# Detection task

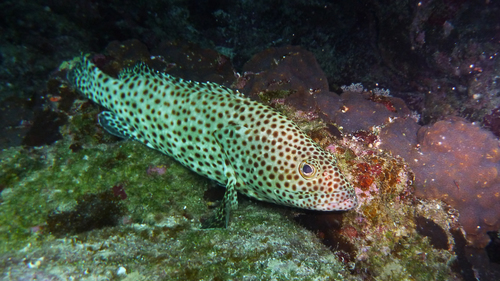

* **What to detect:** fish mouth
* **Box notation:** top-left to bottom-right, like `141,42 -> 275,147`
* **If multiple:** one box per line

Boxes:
317,197 -> 358,211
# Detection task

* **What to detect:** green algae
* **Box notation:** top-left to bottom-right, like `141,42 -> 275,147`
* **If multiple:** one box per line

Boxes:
0,137 -> 209,254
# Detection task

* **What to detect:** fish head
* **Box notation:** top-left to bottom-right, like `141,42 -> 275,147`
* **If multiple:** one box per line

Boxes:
283,151 -> 358,211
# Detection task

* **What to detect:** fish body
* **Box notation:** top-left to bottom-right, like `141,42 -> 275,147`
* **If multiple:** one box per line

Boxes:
68,55 -> 357,227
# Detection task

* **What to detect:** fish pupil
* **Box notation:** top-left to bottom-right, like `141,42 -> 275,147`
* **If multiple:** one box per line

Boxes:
302,164 -> 313,174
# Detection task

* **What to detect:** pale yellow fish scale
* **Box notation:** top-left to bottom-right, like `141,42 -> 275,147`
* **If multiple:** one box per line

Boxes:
69,56 -> 357,221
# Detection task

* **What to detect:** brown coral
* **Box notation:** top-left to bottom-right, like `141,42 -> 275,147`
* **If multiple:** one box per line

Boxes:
241,45 -> 329,111
331,91 -> 412,134
378,114 -> 500,249
378,117 -> 421,161
411,118 -> 500,248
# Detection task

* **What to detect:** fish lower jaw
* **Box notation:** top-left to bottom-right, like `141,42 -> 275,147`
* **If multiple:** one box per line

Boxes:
315,198 -> 358,211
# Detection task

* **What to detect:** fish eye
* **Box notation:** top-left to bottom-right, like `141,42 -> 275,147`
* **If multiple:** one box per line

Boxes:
299,161 -> 316,178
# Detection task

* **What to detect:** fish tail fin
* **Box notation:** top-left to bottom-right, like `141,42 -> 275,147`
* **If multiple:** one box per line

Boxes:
67,55 -> 112,106
67,55 -> 93,94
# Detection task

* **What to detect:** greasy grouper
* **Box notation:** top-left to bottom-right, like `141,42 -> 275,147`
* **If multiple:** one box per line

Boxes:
68,55 -> 357,227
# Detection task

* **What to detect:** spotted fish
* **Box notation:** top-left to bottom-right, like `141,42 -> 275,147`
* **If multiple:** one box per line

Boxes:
68,55 -> 357,227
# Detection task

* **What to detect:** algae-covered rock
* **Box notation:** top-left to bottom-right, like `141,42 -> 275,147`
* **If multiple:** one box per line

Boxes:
2,204 -> 347,280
